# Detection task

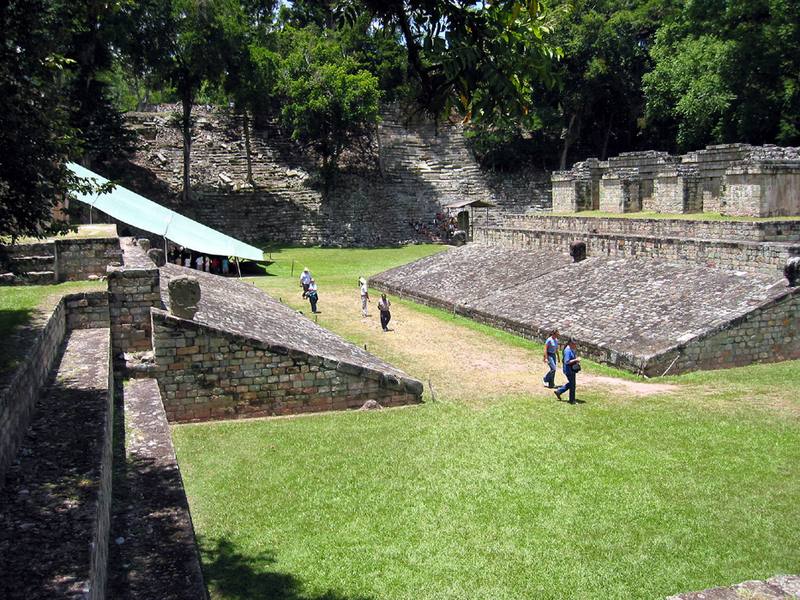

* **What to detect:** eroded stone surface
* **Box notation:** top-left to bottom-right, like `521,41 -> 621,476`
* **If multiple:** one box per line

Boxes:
108,379 -> 205,600
0,329 -> 111,600
159,264 -> 413,379
372,243 -> 797,374
167,275 -> 201,319
668,575 -> 800,599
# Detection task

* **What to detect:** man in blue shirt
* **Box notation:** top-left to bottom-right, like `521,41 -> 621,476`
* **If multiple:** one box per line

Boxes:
555,339 -> 580,404
542,329 -> 559,388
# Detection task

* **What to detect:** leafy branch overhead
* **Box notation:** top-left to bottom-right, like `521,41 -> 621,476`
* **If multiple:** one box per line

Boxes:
341,0 -> 562,124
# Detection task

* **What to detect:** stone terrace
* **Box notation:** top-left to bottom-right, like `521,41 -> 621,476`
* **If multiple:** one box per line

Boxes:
371,244 -> 798,375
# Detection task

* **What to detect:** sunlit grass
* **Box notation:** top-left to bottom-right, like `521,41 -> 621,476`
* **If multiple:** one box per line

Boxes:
174,245 -> 800,600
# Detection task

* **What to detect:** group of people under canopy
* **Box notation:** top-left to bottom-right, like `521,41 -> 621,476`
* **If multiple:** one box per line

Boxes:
168,246 -> 235,276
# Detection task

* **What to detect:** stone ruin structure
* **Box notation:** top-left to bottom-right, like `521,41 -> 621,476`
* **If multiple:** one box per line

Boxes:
0,231 -> 422,598
552,144 -> 800,217
115,104 -> 551,247
371,243 -> 800,377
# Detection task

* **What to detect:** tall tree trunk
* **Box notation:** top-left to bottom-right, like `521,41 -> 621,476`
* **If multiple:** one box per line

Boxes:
559,113 -> 578,170
181,92 -> 193,204
243,110 -> 254,186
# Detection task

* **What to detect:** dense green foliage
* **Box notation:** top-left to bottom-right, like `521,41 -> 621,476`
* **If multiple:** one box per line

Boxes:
643,0 -> 800,151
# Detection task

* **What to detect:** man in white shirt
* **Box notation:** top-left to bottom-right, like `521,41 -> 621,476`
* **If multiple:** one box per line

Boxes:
300,268 -> 312,292
359,277 -> 369,317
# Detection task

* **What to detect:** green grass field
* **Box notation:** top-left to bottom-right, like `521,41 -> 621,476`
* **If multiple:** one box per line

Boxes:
0,280 -> 105,374
171,245 -> 800,600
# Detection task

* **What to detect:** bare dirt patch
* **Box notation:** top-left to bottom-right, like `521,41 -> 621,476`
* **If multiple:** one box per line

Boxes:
286,288 -> 678,405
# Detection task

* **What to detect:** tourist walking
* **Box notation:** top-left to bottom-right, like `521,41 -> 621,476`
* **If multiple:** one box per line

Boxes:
304,278 -> 319,313
359,277 -> 370,316
300,268 -> 312,293
555,339 -> 581,404
377,293 -> 391,331
542,329 -> 559,388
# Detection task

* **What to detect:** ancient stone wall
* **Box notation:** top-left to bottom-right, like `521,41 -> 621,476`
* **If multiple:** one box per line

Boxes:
117,106 -> 551,246
553,143 -> 800,216
0,300 -> 66,484
500,214 -> 800,242
151,310 -> 421,422
648,289 -> 800,375
107,238 -> 161,352
55,237 -> 121,282
599,168 -> 640,213
474,225 -> 799,274
65,291 -> 110,330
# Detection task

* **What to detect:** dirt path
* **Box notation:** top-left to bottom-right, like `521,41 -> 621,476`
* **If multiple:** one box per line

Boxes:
274,286 -> 679,405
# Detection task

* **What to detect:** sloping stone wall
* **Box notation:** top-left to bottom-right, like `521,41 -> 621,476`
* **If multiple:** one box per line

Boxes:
153,264 -> 423,421
371,244 -> 797,375
152,311 -> 421,422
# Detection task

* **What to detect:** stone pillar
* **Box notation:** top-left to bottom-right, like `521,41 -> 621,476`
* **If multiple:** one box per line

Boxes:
551,158 -> 604,212
599,168 -> 641,213
652,165 -> 701,213
723,160 -> 800,217
107,238 -> 162,353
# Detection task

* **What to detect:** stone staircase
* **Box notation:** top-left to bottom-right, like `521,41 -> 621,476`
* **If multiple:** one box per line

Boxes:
0,241 -> 56,285
0,328 -> 113,599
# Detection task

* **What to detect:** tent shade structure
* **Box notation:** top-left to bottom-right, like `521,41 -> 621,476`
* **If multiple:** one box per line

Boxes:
67,162 -> 264,261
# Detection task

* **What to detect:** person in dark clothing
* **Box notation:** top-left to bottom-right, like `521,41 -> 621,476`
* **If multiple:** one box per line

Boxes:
555,339 -> 581,404
304,278 -> 319,313
377,293 -> 391,331
542,329 -> 559,388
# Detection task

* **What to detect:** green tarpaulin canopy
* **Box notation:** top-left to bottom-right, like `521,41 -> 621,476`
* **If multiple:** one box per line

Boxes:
68,163 -> 264,261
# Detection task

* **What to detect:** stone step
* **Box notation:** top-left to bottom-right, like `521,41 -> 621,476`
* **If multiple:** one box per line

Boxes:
107,378 -> 206,599
0,242 -> 55,257
0,328 -> 113,600
9,255 -> 55,273
0,271 -> 56,286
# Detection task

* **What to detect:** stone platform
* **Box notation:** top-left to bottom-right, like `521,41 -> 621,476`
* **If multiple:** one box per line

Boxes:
154,265 -> 423,421
476,215 -> 800,275
371,244 -> 800,375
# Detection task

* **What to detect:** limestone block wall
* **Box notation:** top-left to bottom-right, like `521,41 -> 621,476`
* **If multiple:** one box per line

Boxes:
151,310 -> 422,422
0,300 -> 66,484
107,239 -> 161,352
599,169 -> 640,213
552,159 -> 603,212
647,289 -> 800,375
680,143 -> 753,210
474,226 -> 799,274
723,163 -> 800,217
652,166 -> 702,213
55,237 -> 121,281
607,150 -> 676,204
499,214 -> 800,242
65,292 -> 110,330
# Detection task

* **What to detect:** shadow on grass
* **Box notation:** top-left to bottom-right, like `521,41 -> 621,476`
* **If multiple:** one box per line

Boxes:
200,537 -> 374,600
0,306 -> 35,374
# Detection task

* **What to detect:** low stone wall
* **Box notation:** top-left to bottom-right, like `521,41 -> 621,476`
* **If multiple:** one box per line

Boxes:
65,291 -> 110,330
648,288 -> 800,375
55,237 -> 121,281
107,239 -> 161,352
500,214 -> 800,242
151,310 -> 422,422
475,226 -> 798,274
0,300 -> 66,485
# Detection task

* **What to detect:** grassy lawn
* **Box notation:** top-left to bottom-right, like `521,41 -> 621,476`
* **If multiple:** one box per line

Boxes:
0,281 -> 105,374
548,210 -> 800,222
172,245 -> 800,600
0,223 -> 117,245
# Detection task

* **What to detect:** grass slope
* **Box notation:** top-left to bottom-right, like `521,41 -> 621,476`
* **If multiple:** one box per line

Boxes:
172,245 -> 800,600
